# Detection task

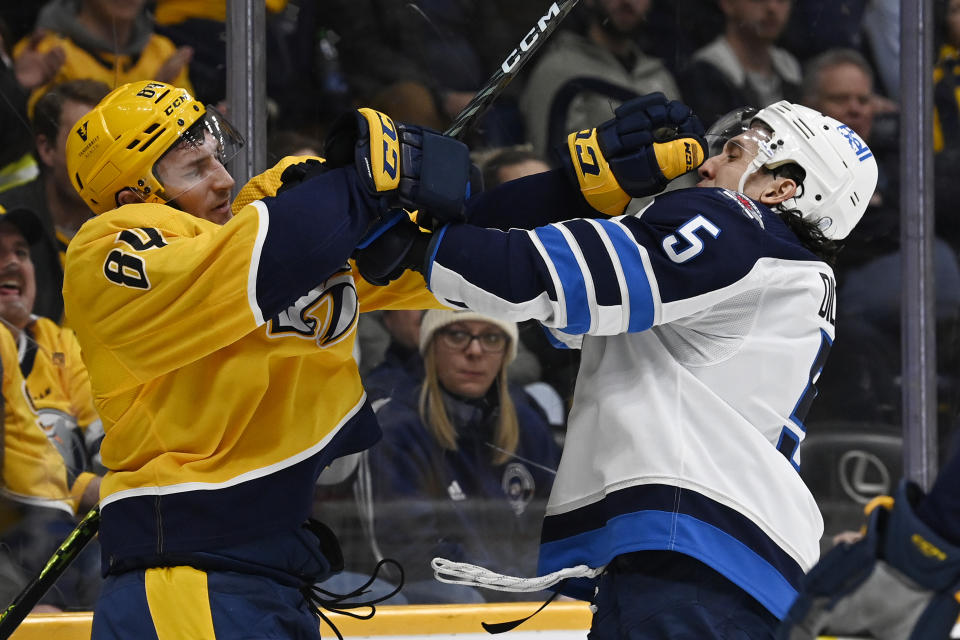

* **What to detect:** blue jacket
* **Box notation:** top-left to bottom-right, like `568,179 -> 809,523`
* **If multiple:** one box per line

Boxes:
367,384 -> 559,590
363,342 -> 424,403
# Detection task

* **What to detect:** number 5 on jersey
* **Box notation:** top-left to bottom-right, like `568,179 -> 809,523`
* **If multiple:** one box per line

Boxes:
662,215 -> 721,263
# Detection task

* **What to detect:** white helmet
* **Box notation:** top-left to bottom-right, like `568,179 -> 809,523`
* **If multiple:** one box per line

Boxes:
705,101 -> 878,240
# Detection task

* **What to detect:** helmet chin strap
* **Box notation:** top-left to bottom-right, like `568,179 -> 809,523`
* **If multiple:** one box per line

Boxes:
737,156 -> 764,197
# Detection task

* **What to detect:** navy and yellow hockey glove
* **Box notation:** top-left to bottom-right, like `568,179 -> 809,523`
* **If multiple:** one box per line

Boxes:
777,480 -> 960,640
323,108 -> 472,224
563,92 -> 706,216
352,211 -> 431,286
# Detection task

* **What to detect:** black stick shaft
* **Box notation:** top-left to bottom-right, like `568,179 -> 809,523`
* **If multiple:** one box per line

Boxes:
0,507 -> 100,640
443,0 -> 581,140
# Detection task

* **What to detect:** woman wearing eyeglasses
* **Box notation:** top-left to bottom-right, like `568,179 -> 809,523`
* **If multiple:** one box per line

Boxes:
359,309 -> 560,604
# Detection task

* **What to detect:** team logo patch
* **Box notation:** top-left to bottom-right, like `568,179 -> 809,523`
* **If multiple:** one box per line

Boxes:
502,462 -> 536,516
720,189 -> 765,227
267,271 -> 358,348
836,124 -> 873,162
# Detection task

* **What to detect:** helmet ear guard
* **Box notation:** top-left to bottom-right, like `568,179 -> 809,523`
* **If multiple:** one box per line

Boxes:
704,102 -> 878,240
66,81 -> 244,215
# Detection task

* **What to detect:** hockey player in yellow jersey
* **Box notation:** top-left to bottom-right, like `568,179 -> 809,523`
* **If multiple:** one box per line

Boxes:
62,80 -> 466,639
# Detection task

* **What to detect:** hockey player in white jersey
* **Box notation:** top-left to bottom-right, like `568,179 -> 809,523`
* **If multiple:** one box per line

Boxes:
354,94 -> 878,639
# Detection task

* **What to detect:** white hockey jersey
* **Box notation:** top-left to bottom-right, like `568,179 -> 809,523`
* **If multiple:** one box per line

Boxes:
425,186 -> 831,619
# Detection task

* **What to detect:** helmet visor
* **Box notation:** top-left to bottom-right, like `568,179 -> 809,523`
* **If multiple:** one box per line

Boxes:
704,107 -> 758,158
150,107 -> 245,212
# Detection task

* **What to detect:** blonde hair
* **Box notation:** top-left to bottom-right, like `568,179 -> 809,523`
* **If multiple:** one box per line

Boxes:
418,343 -> 520,465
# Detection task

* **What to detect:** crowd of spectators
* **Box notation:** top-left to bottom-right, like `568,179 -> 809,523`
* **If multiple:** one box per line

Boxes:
0,0 -> 957,613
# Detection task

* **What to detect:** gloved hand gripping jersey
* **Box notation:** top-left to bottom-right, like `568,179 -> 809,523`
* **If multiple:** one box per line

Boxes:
778,480 -> 960,640
351,210 -> 431,286
275,108 -> 474,287
563,92 -> 707,215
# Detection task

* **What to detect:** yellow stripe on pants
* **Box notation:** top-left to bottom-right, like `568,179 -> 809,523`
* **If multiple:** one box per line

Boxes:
145,566 -> 217,639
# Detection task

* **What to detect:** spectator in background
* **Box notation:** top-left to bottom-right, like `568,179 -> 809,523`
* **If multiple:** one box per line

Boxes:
0,21 -> 63,193
363,310 -> 425,403
0,299 -> 72,611
520,0 -> 680,158
0,79 -> 111,322
363,309 -> 559,603
0,206 -> 103,610
678,0 -> 800,127
13,0 -> 192,116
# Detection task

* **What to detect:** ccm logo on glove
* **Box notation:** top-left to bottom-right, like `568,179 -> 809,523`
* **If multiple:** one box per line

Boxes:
358,108 -> 400,191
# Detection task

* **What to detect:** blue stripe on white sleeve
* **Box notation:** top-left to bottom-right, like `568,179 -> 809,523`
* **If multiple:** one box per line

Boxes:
594,219 -> 656,332
533,225 -> 592,334
428,217 -> 658,336
561,219 -> 622,308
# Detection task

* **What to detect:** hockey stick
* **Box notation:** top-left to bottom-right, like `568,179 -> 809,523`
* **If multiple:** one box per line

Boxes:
0,506 -> 100,640
442,0 -> 581,140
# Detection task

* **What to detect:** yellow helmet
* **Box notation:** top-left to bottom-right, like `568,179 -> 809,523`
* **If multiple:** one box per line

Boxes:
66,80 -> 243,214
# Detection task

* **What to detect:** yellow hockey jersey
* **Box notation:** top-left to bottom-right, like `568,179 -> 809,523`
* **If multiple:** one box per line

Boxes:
63,159 -> 444,571
0,323 -> 71,513
19,317 -> 102,512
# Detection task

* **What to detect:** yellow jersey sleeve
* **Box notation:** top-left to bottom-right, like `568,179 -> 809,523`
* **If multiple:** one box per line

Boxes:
236,157 -> 449,313
354,266 -> 448,312
232,155 -> 324,213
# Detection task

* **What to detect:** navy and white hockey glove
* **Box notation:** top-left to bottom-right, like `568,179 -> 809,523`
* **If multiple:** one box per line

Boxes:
777,480 -> 960,640
563,92 -> 706,215
324,108 -> 473,224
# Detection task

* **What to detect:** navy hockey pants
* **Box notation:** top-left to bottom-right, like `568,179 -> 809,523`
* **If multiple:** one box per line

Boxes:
588,550 -> 778,640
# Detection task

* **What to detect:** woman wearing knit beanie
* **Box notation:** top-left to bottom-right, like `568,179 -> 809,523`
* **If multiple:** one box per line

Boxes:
359,309 -> 560,604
